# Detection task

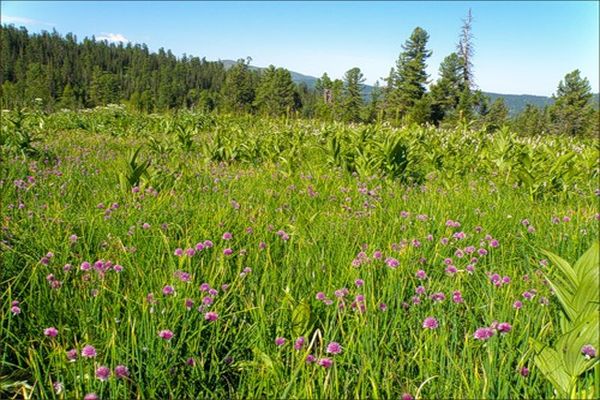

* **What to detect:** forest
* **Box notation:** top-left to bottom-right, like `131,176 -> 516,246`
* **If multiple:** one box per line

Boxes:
1,19 -> 598,137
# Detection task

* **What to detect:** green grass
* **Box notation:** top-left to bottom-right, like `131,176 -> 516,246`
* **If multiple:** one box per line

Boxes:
1,108 -> 598,399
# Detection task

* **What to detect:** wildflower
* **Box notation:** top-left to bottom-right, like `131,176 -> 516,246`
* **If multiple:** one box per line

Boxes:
205,311 -> 219,321
222,232 -> 233,240
326,342 -> 342,355
523,291 -> 534,300
10,300 -> 21,315
513,300 -> 523,309
158,330 -> 174,340
430,292 -> 446,302
186,357 -> 196,366
275,337 -> 286,347
83,393 -> 99,400
203,240 -> 214,248
294,337 -> 305,350
114,365 -> 129,379
185,298 -> 194,310
316,292 -> 326,301
422,317 -> 438,330
385,257 -> 399,269
53,381 -> 63,394
497,322 -> 512,333
452,291 -> 464,304
379,302 -> 388,311
185,248 -> 196,257
416,270 -> 427,280
81,345 -> 97,358
66,348 -> 78,361
415,285 -> 426,295
445,265 -> 458,275
81,261 -> 91,271
195,242 -> 205,251
142,223 -> 151,229
95,366 -> 111,381
478,248 -> 488,256
44,327 -> 58,337
223,248 -> 233,256
318,358 -> 333,368
519,366 -> 529,377
174,248 -> 183,256
473,327 -> 495,341
69,234 -> 78,243
200,283 -> 211,292
581,344 -> 596,359
401,394 -> 414,400
373,250 -> 383,259
306,354 -> 317,363
162,285 -> 175,296
355,279 -> 364,287
466,264 -> 475,273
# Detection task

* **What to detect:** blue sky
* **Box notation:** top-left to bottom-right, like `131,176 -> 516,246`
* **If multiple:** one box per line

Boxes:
2,1 -> 598,96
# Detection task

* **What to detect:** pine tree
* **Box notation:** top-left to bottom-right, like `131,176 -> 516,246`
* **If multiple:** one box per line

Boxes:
455,9 -> 476,121
342,67 -> 365,123
430,52 -> 465,124
58,83 -> 78,109
549,70 -> 595,136
222,59 -> 256,113
386,27 -> 432,123
512,104 -> 549,136
484,98 -> 509,132
254,66 -> 296,116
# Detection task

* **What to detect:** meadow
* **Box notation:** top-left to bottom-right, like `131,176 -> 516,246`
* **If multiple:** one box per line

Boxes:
1,106 -> 598,399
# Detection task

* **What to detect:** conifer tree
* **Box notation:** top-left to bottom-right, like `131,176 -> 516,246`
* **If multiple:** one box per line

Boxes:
386,27 -> 432,123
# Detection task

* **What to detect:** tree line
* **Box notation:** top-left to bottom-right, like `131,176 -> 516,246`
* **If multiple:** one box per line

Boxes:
1,11 -> 597,136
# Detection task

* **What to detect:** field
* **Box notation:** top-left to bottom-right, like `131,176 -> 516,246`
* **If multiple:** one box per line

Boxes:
1,106 -> 599,399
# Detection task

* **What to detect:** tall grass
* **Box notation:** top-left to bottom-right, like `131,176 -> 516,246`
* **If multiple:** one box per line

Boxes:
1,108 -> 598,399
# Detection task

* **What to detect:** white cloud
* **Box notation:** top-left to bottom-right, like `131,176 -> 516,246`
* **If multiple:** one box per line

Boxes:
1,15 -> 55,26
97,33 -> 129,43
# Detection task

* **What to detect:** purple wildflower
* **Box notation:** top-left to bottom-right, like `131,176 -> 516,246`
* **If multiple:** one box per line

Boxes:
473,327 -> 495,341
205,311 -> 219,321
66,349 -> 78,361
44,327 -> 58,337
326,342 -> 342,355
422,317 -> 438,330
95,366 -> 111,381
318,358 -> 333,368
162,285 -> 175,296
114,365 -> 129,379
81,345 -> 97,358
294,337 -> 305,350
158,330 -> 174,340
581,344 -> 596,359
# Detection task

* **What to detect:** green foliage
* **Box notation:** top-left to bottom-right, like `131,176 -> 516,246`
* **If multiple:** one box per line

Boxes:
254,66 -> 298,116
531,243 -> 599,398
549,70 -> 596,136
342,67 -> 365,123
386,27 -> 432,123
0,108 -> 598,399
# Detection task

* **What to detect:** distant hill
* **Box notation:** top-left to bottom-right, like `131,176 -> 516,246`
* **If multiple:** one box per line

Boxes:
220,60 -> 599,115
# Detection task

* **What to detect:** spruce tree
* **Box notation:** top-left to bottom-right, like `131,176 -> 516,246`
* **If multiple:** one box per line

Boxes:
549,70 -> 595,136
342,67 -> 365,123
386,27 -> 431,123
